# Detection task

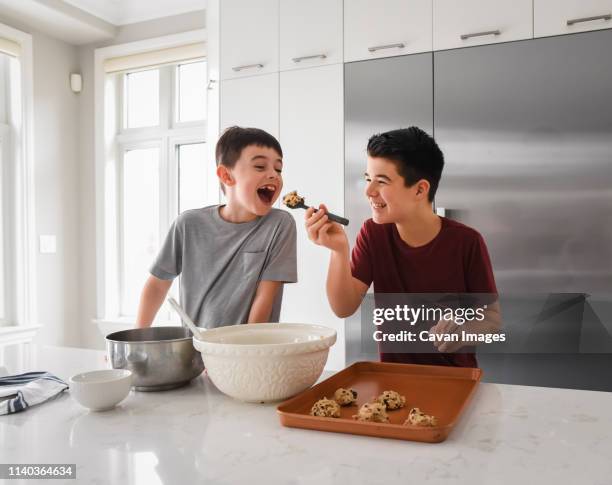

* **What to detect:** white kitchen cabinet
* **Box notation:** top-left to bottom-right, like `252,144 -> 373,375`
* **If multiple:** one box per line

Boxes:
535,0 -> 612,38
219,0 -> 279,80
279,0 -> 343,71
279,64 -> 345,369
219,73 -> 279,138
344,0 -> 432,62
433,0 -> 532,51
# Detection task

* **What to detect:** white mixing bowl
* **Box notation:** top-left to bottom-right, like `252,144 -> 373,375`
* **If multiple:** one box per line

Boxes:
192,323 -> 336,402
70,369 -> 132,411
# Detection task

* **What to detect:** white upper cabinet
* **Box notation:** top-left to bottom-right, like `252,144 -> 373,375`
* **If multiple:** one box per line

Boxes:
535,0 -> 612,38
220,73 -> 279,138
279,65 -> 343,219
433,0 -> 533,51
344,0 -> 432,62
219,0 -> 279,80
279,0 -> 343,71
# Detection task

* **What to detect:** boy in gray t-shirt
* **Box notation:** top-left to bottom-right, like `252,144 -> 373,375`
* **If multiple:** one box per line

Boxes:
135,126 -> 297,329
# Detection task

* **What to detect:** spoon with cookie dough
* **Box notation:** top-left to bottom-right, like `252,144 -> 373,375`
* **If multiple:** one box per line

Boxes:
283,191 -> 349,226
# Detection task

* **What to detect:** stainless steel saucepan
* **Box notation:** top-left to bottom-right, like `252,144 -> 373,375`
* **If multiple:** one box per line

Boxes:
106,327 -> 205,391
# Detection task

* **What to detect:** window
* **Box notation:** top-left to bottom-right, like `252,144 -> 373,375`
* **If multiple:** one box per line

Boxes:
0,124 -> 13,325
121,146 -> 160,317
0,134 -> 5,322
104,56 -> 209,321
125,69 -> 159,128
0,37 -> 32,328
0,53 -> 13,325
178,142 -> 207,213
177,61 -> 206,123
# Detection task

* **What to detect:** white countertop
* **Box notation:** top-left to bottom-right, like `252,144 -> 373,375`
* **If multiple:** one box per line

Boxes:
1,346 -> 611,485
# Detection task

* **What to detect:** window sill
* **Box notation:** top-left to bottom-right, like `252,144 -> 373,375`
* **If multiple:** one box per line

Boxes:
0,324 -> 41,345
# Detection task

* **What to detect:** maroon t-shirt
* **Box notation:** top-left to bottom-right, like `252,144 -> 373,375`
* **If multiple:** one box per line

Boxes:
350,216 -> 497,368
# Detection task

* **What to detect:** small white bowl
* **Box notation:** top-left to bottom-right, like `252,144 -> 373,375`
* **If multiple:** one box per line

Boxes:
69,369 -> 132,411
193,323 -> 336,403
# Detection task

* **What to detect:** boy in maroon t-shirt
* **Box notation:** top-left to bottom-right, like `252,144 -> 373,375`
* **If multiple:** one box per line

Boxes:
305,126 -> 500,368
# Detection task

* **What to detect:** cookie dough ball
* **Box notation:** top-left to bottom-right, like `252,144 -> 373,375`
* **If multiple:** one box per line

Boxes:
404,407 -> 438,427
376,390 -> 406,410
352,402 -> 389,423
333,388 -> 357,406
310,398 -> 341,418
282,190 -> 304,208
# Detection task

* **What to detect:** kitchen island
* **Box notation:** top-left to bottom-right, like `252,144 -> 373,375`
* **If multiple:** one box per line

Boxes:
1,346 -> 611,485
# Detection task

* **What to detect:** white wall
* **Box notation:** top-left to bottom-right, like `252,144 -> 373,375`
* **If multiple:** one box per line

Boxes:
76,42 -> 96,350
0,14 -> 81,347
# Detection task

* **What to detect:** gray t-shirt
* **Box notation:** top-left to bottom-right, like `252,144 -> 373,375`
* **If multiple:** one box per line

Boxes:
150,205 -> 297,328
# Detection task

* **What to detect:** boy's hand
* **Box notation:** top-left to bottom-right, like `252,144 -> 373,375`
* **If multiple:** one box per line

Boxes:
429,318 -> 465,353
430,301 -> 502,353
305,204 -> 349,254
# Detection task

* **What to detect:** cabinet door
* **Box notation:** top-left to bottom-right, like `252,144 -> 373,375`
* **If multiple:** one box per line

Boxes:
433,0 -> 532,51
344,0 -> 432,62
535,0 -> 612,38
219,73 -> 279,138
220,0 -> 279,80
279,64 -> 345,369
280,0 -> 343,71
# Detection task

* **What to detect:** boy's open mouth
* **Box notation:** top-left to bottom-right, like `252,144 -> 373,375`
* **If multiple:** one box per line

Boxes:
257,185 -> 277,204
371,202 -> 387,209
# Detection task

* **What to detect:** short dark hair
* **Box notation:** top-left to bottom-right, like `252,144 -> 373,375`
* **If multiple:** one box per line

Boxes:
215,126 -> 283,168
367,127 -> 444,202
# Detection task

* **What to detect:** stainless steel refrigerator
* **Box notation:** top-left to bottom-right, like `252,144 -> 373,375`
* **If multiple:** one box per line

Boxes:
344,29 -> 612,390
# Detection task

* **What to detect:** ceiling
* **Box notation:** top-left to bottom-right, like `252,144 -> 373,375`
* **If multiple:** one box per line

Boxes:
62,0 -> 207,26
0,0 -> 206,45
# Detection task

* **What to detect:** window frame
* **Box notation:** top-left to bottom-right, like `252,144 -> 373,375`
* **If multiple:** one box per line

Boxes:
0,23 -> 36,330
116,68 -> 205,321
95,30 -> 211,325
0,122 -> 11,324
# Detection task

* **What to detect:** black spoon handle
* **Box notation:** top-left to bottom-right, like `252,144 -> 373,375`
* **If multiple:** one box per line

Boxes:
300,203 -> 349,226
324,211 -> 349,226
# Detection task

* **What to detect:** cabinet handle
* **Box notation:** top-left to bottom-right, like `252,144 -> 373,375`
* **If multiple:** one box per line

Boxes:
232,63 -> 264,72
292,54 -> 327,63
460,29 -> 501,40
567,14 -> 611,26
207,79 -> 217,90
368,43 -> 405,53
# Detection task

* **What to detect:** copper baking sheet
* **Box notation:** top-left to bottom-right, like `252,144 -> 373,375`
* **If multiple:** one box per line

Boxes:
277,361 -> 482,443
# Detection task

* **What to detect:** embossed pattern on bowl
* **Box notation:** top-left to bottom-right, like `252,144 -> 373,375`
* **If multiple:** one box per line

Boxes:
193,323 -> 336,402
